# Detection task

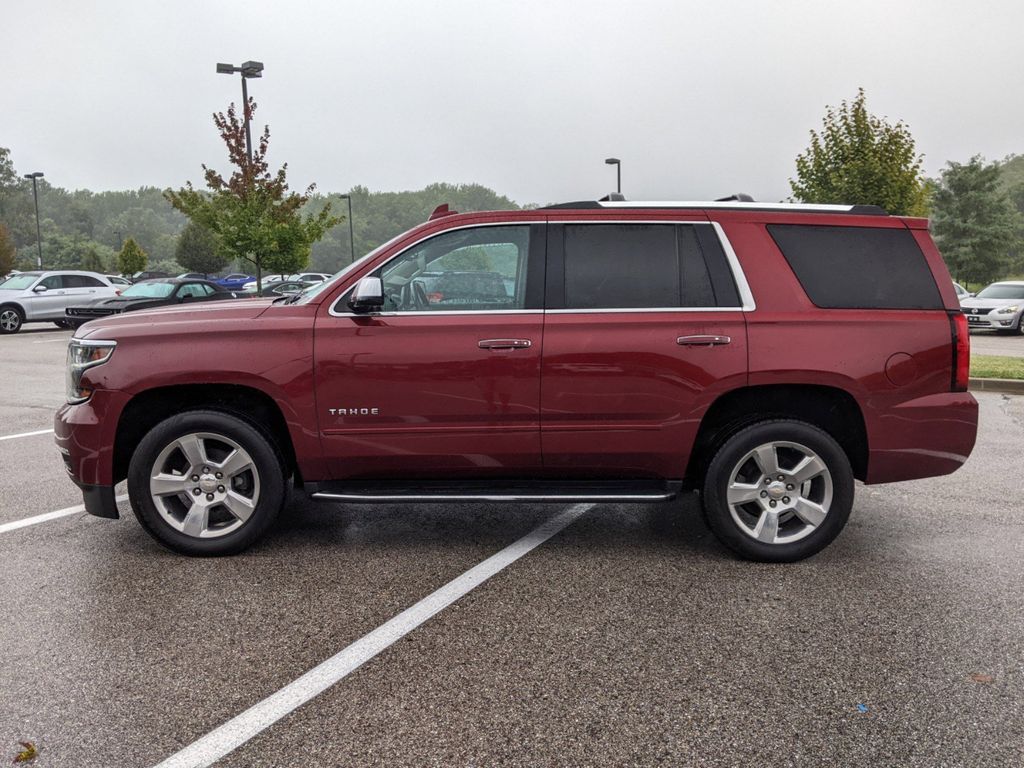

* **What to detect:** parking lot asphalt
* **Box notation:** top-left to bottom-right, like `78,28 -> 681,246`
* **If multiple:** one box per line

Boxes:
1,326 -> 1022,767
969,329 -> 1024,358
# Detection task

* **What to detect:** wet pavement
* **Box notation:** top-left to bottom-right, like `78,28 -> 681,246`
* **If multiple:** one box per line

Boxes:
1,327 -> 1022,767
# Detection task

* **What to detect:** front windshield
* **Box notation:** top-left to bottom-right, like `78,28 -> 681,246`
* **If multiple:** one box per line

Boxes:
122,281 -> 175,298
0,273 -> 40,290
293,231 -> 410,305
976,284 -> 1024,300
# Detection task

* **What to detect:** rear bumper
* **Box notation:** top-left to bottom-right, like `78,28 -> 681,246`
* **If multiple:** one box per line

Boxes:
865,392 -> 979,484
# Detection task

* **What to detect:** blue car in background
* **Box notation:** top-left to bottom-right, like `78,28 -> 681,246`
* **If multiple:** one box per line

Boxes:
215,273 -> 254,290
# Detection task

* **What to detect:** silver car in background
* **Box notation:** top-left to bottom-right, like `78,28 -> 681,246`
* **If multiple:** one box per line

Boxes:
960,281 -> 1024,334
0,271 -> 120,334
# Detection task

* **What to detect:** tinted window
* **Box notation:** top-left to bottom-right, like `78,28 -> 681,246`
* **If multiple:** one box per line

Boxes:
64,275 -> 106,288
177,283 -> 214,298
768,225 -> 943,310
379,226 -> 529,311
561,224 -> 734,309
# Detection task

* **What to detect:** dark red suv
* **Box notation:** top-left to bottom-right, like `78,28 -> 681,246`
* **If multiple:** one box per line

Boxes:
55,199 -> 978,561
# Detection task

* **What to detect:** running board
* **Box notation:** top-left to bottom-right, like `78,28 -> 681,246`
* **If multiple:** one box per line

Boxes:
306,479 -> 682,504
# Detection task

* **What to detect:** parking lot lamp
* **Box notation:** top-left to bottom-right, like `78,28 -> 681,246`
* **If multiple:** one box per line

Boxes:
340,194 -> 355,266
24,172 -> 44,268
604,158 -> 621,195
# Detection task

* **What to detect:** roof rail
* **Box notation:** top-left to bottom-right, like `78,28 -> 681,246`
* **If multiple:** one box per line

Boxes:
714,193 -> 755,202
540,200 -> 888,215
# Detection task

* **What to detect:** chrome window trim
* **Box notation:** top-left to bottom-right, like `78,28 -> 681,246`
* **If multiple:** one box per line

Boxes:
327,219 -> 756,317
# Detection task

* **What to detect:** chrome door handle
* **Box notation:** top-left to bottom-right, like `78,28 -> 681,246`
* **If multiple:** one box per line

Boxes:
677,335 -> 731,346
478,338 -> 532,350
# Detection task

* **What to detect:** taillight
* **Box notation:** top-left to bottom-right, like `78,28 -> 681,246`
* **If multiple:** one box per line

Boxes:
950,312 -> 970,392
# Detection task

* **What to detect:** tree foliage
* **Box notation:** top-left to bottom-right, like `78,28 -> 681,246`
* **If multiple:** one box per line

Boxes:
80,246 -> 105,273
117,237 -> 148,275
165,99 -> 340,289
931,156 -> 1023,284
790,88 -> 929,216
0,223 -> 16,275
175,221 -> 226,276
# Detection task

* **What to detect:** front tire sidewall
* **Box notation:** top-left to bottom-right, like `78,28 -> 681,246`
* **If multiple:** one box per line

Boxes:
701,420 -> 854,563
128,410 -> 286,556
0,307 -> 23,334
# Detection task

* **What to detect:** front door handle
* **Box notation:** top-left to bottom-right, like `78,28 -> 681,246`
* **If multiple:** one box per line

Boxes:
677,335 -> 731,346
478,338 -> 532,350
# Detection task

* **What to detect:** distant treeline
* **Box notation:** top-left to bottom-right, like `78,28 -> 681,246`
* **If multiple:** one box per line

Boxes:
0,147 -> 521,274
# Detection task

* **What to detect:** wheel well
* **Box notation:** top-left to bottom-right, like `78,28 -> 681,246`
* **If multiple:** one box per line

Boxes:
686,385 -> 868,485
113,384 -> 298,485
0,302 -> 24,315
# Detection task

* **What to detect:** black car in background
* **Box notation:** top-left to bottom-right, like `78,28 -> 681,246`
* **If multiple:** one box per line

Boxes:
65,278 -> 240,327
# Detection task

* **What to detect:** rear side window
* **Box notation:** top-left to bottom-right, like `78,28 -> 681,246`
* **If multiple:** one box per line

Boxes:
767,225 -> 943,309
64,275 -> 106,288
560,223 -> 740,309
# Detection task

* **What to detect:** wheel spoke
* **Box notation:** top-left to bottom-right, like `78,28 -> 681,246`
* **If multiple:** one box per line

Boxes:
217,448 -> 253,480
181,503 -> 209,537
789,454 -> 827,485
793,498 -> 827,527
151,473 -> 190,497
222,491 -> 255,523
727,482 -> 763,506
753,509 -> 780,543
176,435 -> 207,471
752,444 -> 779,477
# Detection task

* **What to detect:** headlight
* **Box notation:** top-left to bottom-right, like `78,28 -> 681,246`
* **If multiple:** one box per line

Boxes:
66,339 -> 116,404
995,305 -> 1020,314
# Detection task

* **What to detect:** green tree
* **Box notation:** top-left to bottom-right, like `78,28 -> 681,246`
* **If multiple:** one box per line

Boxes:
790,88 -> 929,216
175,221 -> 226,277
931,156 -> 1023,285
117,237 -> 148,275
80,246 -> 105,273
165,99 -> 340,292
0,223 -> 16,276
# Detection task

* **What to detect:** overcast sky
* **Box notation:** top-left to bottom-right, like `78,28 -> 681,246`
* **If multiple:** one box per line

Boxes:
4,0 -> 1021,205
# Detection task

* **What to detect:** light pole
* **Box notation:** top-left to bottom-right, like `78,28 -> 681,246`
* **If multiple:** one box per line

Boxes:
24,172 -> 44,268
339,194 -> 355,266
216,60 -> 264,291
604,158 -> 621,195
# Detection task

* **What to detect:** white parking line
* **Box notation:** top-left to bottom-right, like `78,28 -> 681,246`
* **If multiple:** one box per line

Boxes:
153,502 -> 596,768
0,428 -> 54,442
32,337 -> 72,344
0,494 -> 129,534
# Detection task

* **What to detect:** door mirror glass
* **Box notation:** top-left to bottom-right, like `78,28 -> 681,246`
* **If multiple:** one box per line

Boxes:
348,276 -> 384,313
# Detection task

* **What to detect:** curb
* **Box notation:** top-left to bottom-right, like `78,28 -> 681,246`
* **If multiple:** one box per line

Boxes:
969,377 -> 1024,395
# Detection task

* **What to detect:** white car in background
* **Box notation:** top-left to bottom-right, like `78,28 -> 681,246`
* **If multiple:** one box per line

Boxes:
0,270 -> 120,333
960,281 -> 1024,334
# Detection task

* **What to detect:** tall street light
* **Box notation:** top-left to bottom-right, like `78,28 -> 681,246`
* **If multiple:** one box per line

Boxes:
24,172 -> 44,268
605,158 -> 621,195
216,60 -> 264,291
216,60 -> 264,166
339,194 -> 355,266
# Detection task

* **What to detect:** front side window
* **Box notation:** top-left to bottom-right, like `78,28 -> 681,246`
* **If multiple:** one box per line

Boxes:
177,283 -> 213,298
378,225 -> 530,312
39,275 -> 66,290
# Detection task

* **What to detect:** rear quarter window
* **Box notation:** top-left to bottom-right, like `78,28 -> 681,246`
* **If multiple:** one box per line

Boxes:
767,224 -> 943,310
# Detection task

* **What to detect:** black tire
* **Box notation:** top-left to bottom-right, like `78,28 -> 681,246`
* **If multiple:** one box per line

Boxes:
0,305 -> 23,334
128,410 -> 286,556
54,320 -> 72,329
700,419 -> 854,563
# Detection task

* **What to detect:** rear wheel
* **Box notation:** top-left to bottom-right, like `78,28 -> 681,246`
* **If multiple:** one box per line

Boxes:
701,419 -> 854,562
0,306 -> 23,334
128,410 -> 286,556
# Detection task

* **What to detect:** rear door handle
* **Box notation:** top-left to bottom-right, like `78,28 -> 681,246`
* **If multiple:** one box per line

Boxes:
478,338 -> 532,350
677,335 -> 731,346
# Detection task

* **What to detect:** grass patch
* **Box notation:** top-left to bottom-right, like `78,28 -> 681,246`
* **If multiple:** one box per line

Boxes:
970,354 -> 1024,380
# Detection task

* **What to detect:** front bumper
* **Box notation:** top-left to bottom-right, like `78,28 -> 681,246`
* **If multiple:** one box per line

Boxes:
964,311 -> 1021,330
55,388 -> 131,518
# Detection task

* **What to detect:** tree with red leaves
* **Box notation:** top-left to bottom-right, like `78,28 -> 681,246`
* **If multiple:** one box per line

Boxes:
165,99 -> 340,293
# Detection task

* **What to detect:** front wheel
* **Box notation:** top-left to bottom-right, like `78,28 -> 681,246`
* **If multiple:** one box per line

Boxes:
0,306 -> 23,334
128,410 -> 286,556
701,420 -> 854,562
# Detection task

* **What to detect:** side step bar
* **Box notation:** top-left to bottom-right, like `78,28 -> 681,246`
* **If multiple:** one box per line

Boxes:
306,480 -> 682,504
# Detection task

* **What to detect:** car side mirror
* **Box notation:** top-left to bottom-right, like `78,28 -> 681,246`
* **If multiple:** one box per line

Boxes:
348,276 -> 384,313
33,285 -> 48,293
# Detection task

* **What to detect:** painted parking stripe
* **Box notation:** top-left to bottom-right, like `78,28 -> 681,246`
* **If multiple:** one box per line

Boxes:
0,495 -> 129,534
153,502 -> 596,768
0,428 -> 54,442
